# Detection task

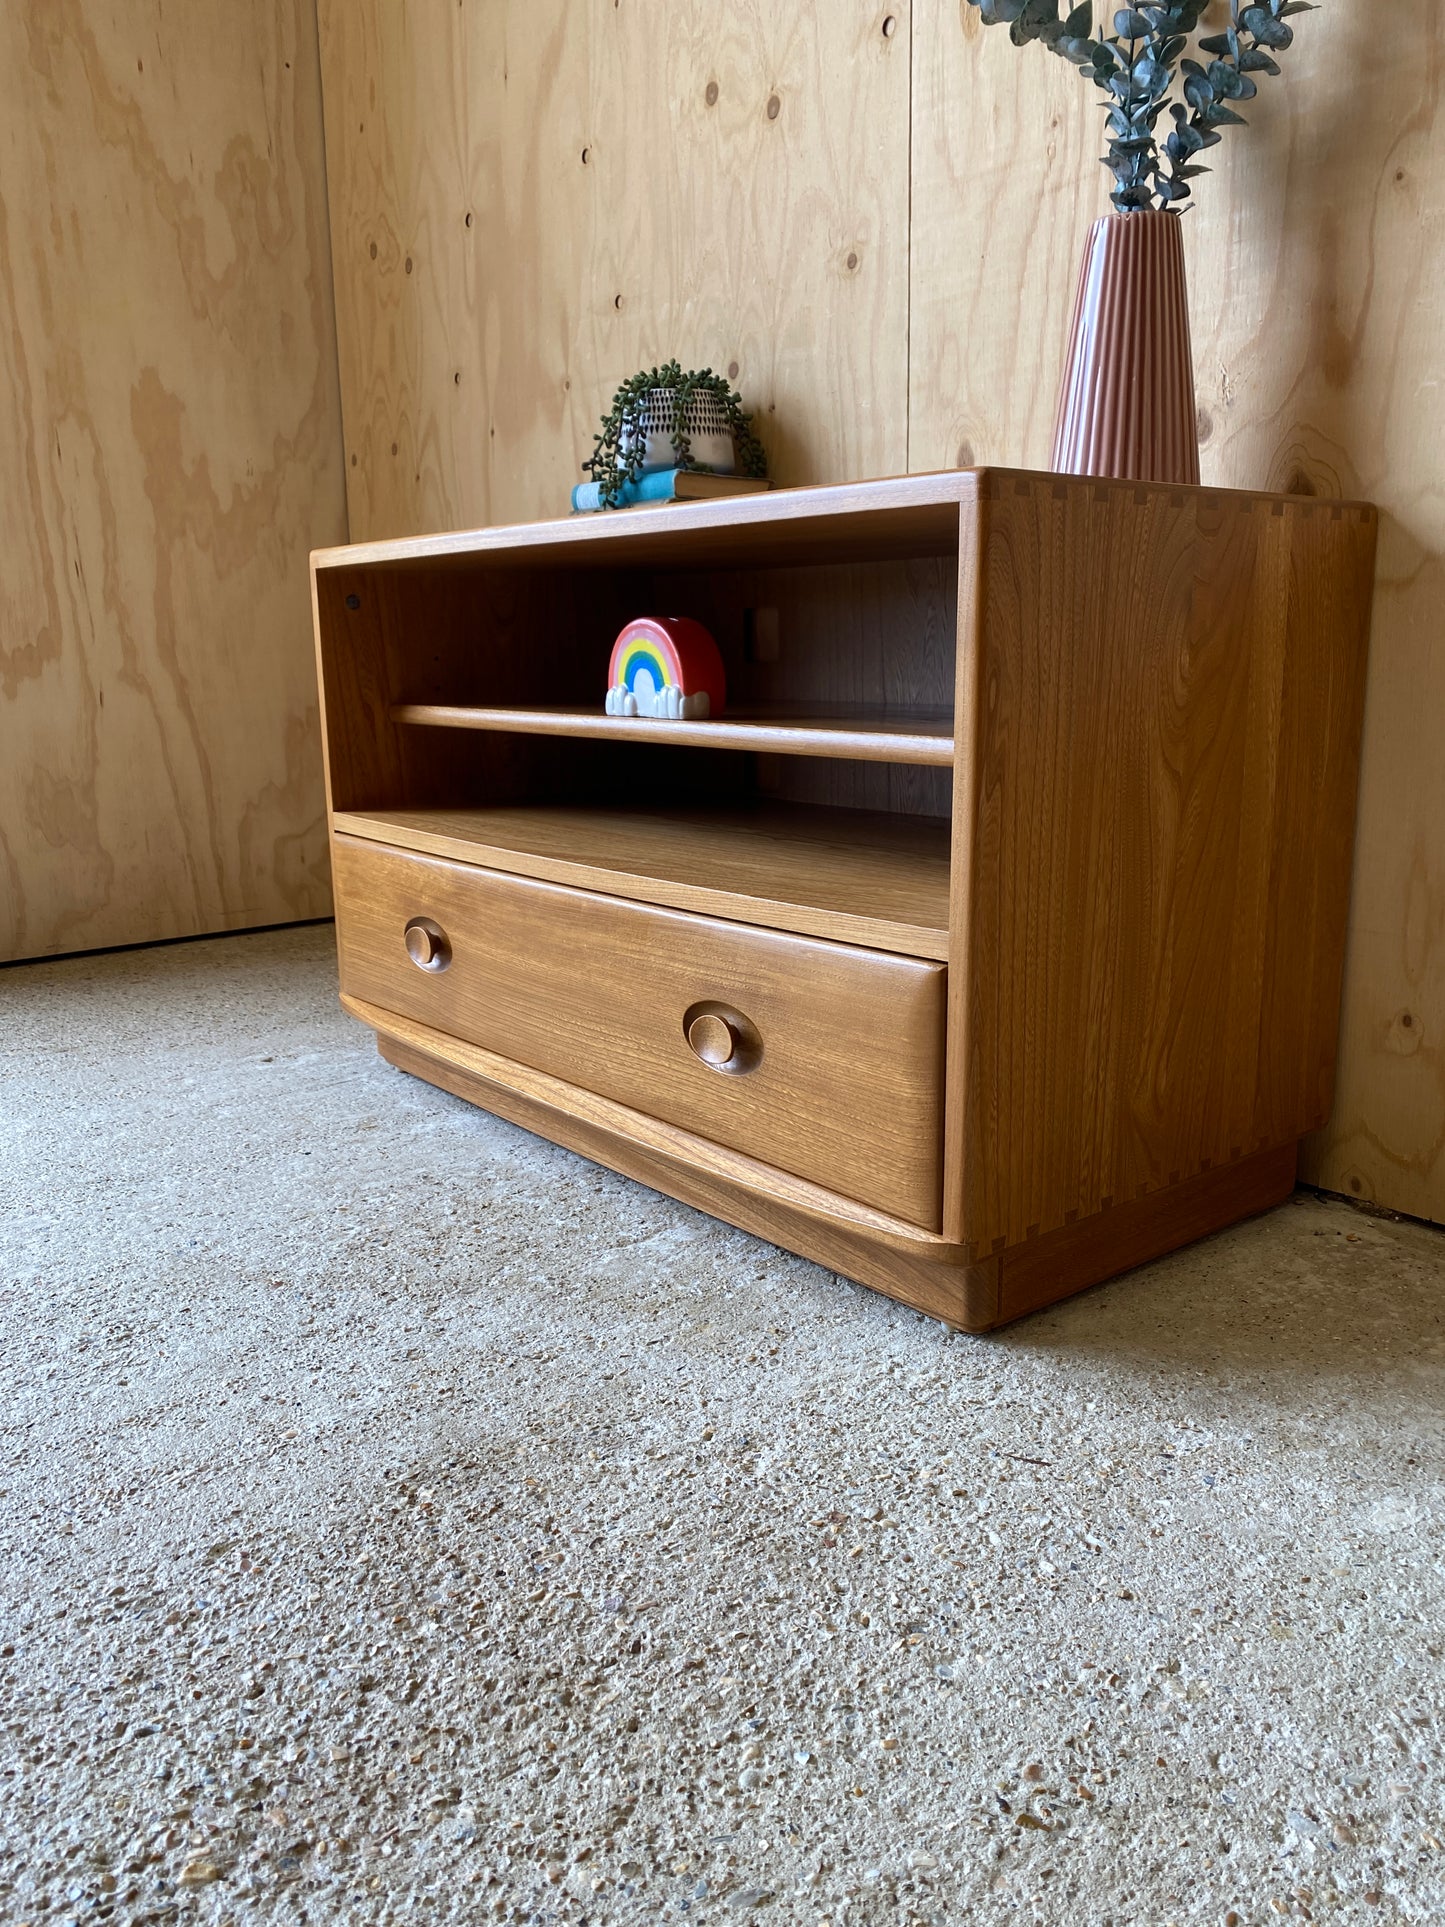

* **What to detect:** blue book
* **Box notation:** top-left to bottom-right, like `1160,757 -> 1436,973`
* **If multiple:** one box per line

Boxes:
571,470 -> 681,512
570,468 -> 771,513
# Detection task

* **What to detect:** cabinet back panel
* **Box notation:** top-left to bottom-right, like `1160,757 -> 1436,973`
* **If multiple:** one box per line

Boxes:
643,554 -> 957,815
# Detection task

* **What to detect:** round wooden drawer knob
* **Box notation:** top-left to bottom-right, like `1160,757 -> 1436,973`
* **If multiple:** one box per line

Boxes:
404,917 -> 451,971
687,1010 -> 738,1068
683,1001 -> 762,1075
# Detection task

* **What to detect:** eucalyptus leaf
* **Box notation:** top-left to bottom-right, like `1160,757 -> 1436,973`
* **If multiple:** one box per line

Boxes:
1207,59 -> 1255,99
1183,71 -> 1214,112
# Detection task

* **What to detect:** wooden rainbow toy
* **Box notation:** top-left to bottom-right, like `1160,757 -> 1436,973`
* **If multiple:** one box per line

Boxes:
605,616 -> 726,722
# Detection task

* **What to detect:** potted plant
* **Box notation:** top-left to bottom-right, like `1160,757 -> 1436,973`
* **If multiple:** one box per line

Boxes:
583,362 -> 769,509
962,0 -> 1314,482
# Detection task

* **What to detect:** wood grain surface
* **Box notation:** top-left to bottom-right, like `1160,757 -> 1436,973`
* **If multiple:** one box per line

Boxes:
952,473 -> 1376,1258
993,1144 -> 1298,1326
332,801 -> 952,958
0,1 -> 348,961
333,835 -> 947,1227
388,702 -> 955,766
665,552 -> 959,818
315,477 -> 966,573
316,0 -> 911,538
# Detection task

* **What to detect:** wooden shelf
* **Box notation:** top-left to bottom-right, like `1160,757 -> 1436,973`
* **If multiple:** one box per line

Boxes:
314,473 -> 971,574
390,701 -> 955,767
332,801 -> 952,959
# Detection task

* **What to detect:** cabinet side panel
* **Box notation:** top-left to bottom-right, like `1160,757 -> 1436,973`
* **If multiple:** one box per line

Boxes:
960,474 -> 1376,1257
313,566 -> 408,816
944,491 -> 986,1245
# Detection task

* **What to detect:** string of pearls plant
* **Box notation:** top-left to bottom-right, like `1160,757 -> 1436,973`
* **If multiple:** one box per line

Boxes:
582,362 -> 769,510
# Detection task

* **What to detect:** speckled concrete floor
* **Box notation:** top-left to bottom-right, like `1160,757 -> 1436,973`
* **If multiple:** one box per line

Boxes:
2,924 -> 1443,1927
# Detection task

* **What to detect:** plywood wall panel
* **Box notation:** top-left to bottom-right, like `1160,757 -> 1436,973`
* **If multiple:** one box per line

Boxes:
910,0 -> 1445,1222
908,1 -> 1100,475
314,3 -> 492,545
318,0 -> 912,540
0,0 -> 347,962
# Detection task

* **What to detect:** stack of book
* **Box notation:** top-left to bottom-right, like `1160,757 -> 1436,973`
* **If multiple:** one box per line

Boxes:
570,468 -> 772,514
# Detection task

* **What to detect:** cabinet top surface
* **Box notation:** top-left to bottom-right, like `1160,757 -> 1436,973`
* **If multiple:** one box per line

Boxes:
312,467 -> 1376,576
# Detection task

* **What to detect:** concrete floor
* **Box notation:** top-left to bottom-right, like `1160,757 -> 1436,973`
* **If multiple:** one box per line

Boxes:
1,924 -> 1443,1927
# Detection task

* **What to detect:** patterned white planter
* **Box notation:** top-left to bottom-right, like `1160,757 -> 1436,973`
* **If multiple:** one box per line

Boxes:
619,387 -> 737,475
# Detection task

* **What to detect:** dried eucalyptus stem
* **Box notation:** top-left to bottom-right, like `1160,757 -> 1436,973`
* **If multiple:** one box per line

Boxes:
964,0 -> 1315,213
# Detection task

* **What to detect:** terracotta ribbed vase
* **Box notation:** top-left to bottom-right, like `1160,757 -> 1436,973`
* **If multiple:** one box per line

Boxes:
1050,210 -> 1200,485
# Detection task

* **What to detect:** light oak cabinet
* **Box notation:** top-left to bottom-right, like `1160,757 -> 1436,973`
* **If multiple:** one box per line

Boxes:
312,470 -> 1376,1329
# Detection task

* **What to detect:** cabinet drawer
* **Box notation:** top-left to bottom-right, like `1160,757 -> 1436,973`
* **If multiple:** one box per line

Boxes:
333,836 -> 945,1229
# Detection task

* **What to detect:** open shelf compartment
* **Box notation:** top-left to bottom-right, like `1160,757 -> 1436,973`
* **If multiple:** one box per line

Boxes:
314,474 -> 973,961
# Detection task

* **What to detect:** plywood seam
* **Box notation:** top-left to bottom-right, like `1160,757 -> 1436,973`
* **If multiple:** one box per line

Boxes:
904,0 -> 915,479
308,0 -> 352,555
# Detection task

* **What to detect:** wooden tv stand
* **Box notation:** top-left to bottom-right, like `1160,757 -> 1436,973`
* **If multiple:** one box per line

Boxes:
311,470 -> 1376,1330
